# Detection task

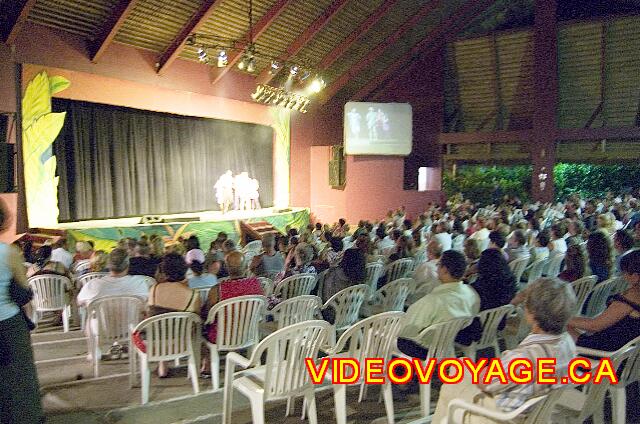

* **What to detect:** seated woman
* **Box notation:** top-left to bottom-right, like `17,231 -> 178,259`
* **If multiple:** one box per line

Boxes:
187,260 -> 217,289
432,277 -> 577,423
200,251 -> 263,375
73,241 -> 94,262
388,235 -> 412,262
586,230 -> 612,283
276,243 -> 316,283
462,238 -> 481,281
568,250 -> 640,351
249,234 -> 284,278
320,248 -> 366,303
457,248 -> 518,345
142,253 -> 201,377
88,250 -> 109,273
557,244 -> 586,283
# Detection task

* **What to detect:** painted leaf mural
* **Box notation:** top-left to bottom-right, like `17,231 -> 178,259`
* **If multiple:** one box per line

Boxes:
22,71 -> 70,228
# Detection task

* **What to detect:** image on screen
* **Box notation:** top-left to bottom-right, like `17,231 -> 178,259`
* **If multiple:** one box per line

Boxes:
343,102 -> 412,156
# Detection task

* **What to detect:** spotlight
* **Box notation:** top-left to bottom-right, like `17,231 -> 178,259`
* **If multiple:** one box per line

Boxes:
197,48 -> 208,63
290,65 -> 299,76
300,70 -> 311,81
247,57 -> 256,73
309,76 -> 325,93
217,50 -> 228,68
238,55 -> 248,70
269,60 -> 281,75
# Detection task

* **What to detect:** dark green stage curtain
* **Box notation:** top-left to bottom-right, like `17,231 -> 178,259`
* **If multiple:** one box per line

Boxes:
53,99 -> 273,222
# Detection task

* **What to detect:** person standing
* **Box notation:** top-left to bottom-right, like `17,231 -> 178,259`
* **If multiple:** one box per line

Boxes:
0,205 -> 44,423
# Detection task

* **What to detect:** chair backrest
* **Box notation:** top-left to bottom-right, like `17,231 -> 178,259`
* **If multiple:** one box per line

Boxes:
273,273 -> 317,300
413,250 -> 427,267
243,250 -> 258,267
138,276 -> 157,289
509,256 -> 530,283
132,312 -> 201,361
195,287 -> 213,305
474,304 -> 514,348
369,254 -> 387,263
583,277 -> 616,317
76,272 -> 108,288
364,262 -> 384,294
29,275 -> 71,311
271,295 -> 321,330
243,240 -> 263,253
334,312 -> 405,380
615,335 -> 640,388
385,258 -> 414,282
418,317 -> 472,359
609,276 -> 629,296
248,320 -> 331,400
570,275 -> 598,313
256,277 -> 274,296
87,295 -> 145,344
322,284 -> 369,332
545,253 -> 565,277
72,259 -> 91,275
527,258 -> 547,284
522,388 -> 567,424
373,278 -> 414,312
205,295 -> 266,350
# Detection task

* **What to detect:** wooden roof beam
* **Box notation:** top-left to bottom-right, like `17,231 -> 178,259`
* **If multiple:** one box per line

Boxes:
317,0 -> 401,71
357,0 -> 495,101
255,0 -> 350,85
2,0 -> 37,44
210,0 -> 295,86
156,0 -> 224,74
90,0 -> 139,62
320,0 -> 441,104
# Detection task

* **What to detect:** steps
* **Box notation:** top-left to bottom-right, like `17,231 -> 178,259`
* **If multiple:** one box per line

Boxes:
238,220 -> 280,245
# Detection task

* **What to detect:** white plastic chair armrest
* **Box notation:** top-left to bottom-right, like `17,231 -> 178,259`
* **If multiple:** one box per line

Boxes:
226,351 -> 251,371
447,395 -> 545,423
576,346 -> 612,358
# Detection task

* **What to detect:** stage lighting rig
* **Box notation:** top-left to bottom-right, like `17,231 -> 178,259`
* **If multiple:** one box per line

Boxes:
185,0 -> 324,110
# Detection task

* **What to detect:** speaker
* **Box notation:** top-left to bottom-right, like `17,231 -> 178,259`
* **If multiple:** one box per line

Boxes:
0,115 -> 14,193
139,215 -> 164,224
329,145 -> 345,189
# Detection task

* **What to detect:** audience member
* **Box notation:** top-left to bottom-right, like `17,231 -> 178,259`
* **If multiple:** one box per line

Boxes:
77,248 -> 149,306
568,250 -> 640,350
128,242 -> 159,277
89,250 -> 109,273
505,229 -> 529,262
51,238 -> 73,270
184,235 -> 205,265
397,250 -> 479,358
586,230 -> 612,283
557,244 -> 587,283
613,229 -> 635,275
73,241 -> 93,262
187,260 -> 217,289
410,240 -> 442,301
26,245 -> 69,278
249,234 -> 284,277
488,230 -> 508,260
320,248 -> 366,303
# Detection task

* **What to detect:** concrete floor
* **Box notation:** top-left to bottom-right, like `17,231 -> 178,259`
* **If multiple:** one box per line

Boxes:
34,322 -> 426,424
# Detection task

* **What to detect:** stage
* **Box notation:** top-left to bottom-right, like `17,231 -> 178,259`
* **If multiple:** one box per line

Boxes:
56,207 -> 309,251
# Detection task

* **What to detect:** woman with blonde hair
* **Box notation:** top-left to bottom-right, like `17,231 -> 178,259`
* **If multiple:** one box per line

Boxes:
89,250 -> 109,273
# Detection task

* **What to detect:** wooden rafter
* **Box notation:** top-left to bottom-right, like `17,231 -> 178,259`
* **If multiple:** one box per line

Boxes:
2,0 -> 37,44
255,0 -> 350,85
320,0 -> 441,104
317,0 -> 401,71
210,0 -> 294,86
156,0 -> 224,74
90,0 -> 139,62
359,0 -> 496,101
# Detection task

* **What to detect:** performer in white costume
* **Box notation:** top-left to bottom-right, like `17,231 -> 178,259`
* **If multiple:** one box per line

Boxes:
233,172 -> 251,211
347,108 -> 361,139
248,178 -> 260,210
214,170 -> 234,214
366,107 -> 378,141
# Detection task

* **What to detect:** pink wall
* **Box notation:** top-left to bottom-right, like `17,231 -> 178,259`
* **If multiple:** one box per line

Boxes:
310,146 -> 441,224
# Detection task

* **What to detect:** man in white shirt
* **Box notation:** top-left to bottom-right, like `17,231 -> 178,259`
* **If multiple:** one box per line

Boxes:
398,250 -> 480,358
432,222 -> 452,251
77,248 -> 149,307
469,217 -> 490,251
410,240 -> 442,302
51,238 -> 73,270
549,223 -> 568,258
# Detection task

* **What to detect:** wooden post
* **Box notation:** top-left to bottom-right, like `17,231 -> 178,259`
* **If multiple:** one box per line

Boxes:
531,0 -> 558,203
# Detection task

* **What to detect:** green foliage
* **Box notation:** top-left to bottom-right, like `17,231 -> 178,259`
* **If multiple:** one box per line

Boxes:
444,163 -> 640,204
443,165 -> 532,205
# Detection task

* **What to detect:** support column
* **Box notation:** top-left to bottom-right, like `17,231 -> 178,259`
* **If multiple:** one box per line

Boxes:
531,0 -> 558,203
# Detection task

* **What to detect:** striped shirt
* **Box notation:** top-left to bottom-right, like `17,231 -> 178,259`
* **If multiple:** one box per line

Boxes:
479,332 -> 576,412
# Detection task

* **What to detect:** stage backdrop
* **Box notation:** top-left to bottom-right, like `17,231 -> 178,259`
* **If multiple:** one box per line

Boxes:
52,99 -> 274,222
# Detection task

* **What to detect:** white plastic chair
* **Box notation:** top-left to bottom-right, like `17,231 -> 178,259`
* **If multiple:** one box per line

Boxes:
369,254 -> 387,263
452,234 -> 465,252
243,250 -> 258,267
138,276 -> 156,289
545,253 -> 565,277
256,277 -> 273,296
445,387 -> 566,424
85,295 -> 145,378
75,272 -> 108,331
204,295 -> 266,390
222,320 -> 331,424
321,284 -> 368,338
400,317 -> 472,419
324,312 -> 405,424
384,258 -> 414,283
364,262 -> 384,298
570,275 -> 598,313
365,278 -> 414,316
525,258 -> 547,285
71,259 -> 91,275
130,312 -> 201,404
573,336 -> 640,424
413,249 -> 427,267
29,275 -> 72,332
457,304 -> 514,360
243,240 -> 263,253
583,277 -> 628,317
270,295 -> 321,331
195,287 -> 214,306
508,256 -> 530,284
272,273 -> 316,301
